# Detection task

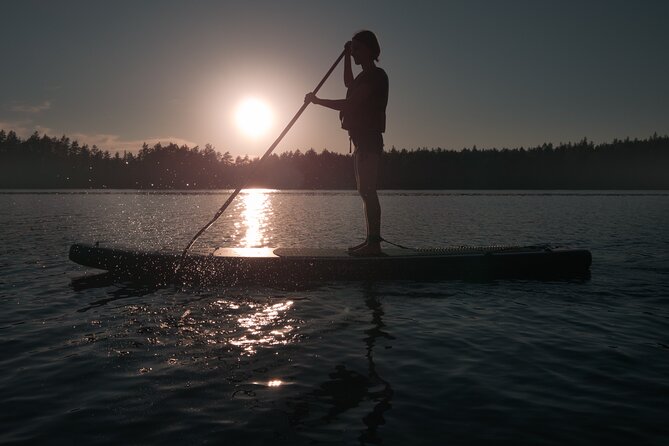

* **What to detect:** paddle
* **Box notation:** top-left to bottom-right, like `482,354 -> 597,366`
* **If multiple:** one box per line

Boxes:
175,48 -> 346,275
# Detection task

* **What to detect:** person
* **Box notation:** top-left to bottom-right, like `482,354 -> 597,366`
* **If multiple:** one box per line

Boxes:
305,30 -> 389,256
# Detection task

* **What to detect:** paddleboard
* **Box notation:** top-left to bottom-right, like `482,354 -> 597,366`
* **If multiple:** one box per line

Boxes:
69,243 -> 592,284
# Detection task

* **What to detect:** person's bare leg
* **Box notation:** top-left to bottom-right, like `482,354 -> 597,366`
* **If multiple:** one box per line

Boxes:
364,190 -> 381,244
348,149 -> 368,251
350,150 -> 382,256
347,239 -> 368,252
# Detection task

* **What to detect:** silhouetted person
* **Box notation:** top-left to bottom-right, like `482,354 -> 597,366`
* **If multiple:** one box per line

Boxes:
305,30 -> 388,256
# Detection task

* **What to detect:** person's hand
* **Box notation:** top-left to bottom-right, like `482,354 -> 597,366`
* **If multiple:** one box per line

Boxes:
344,40 -> 352,56
304,92 -> 318,104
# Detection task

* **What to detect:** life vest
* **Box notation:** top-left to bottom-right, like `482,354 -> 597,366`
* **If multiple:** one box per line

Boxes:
340,66 -> 388,134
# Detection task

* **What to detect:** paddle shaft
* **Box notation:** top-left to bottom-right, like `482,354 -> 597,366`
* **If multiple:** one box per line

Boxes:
177,49 -> 346,269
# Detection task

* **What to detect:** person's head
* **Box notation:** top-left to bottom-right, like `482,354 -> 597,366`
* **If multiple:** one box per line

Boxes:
351,30 -> 380,65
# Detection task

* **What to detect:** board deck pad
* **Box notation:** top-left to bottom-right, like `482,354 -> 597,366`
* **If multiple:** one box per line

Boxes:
272,246 -> 542,258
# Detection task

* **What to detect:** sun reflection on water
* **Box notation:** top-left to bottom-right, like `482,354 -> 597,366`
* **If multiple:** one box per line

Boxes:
176,298 -> 297,357
235,189 -> 274,247
230,300 -> 295,355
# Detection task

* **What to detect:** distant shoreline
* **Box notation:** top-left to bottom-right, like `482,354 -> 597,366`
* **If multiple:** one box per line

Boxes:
2,130 -> 668,190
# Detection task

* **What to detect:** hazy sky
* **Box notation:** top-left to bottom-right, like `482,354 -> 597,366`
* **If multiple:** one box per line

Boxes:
1,0 -> 668,157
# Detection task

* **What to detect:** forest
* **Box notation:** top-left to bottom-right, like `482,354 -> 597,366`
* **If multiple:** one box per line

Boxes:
1,129 -> 668,189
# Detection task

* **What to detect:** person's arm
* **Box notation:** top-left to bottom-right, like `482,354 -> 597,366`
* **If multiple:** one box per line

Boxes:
304,41 -> 355,111
304,82 -> 372,111
343,41 -> 353,88
306,96 -> 347,111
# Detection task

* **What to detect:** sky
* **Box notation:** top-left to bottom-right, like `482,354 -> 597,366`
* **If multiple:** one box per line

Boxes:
1,0 -> 668,157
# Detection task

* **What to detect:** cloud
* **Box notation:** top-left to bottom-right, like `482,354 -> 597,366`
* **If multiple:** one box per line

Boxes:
0,120 -> 55,138
0,121 -> 199,153
10,101 -> 51,114
67,132 -> 200,152
0,119 -> 36,136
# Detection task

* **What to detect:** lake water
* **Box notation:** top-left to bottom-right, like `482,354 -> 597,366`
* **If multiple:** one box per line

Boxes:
1,190 -> 668,445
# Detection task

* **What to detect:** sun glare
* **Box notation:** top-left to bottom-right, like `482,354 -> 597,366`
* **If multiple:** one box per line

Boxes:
235,98 -> 273,138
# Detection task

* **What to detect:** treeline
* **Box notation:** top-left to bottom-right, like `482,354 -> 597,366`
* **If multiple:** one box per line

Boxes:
1,129 -> 668,189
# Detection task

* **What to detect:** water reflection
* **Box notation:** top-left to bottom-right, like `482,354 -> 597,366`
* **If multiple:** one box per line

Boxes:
230,300 -> 295,355
71,273 -> 165,313
175,297 -> 297,356
359,287 -> 395,443
236,189 -> 274,248
286,286 -> 394,442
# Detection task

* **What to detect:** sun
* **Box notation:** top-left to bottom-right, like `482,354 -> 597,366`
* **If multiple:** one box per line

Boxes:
235,98 -> 273,139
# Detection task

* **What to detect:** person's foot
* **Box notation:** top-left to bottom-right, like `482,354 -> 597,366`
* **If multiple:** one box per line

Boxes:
349,242 -> 383,257
347,240 -> 368,252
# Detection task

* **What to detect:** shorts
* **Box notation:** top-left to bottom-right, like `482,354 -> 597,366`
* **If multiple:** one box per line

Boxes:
350,132 -> 384,153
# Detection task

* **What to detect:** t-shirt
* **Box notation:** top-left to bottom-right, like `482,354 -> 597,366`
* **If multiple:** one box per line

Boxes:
340,66 -> 388,135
